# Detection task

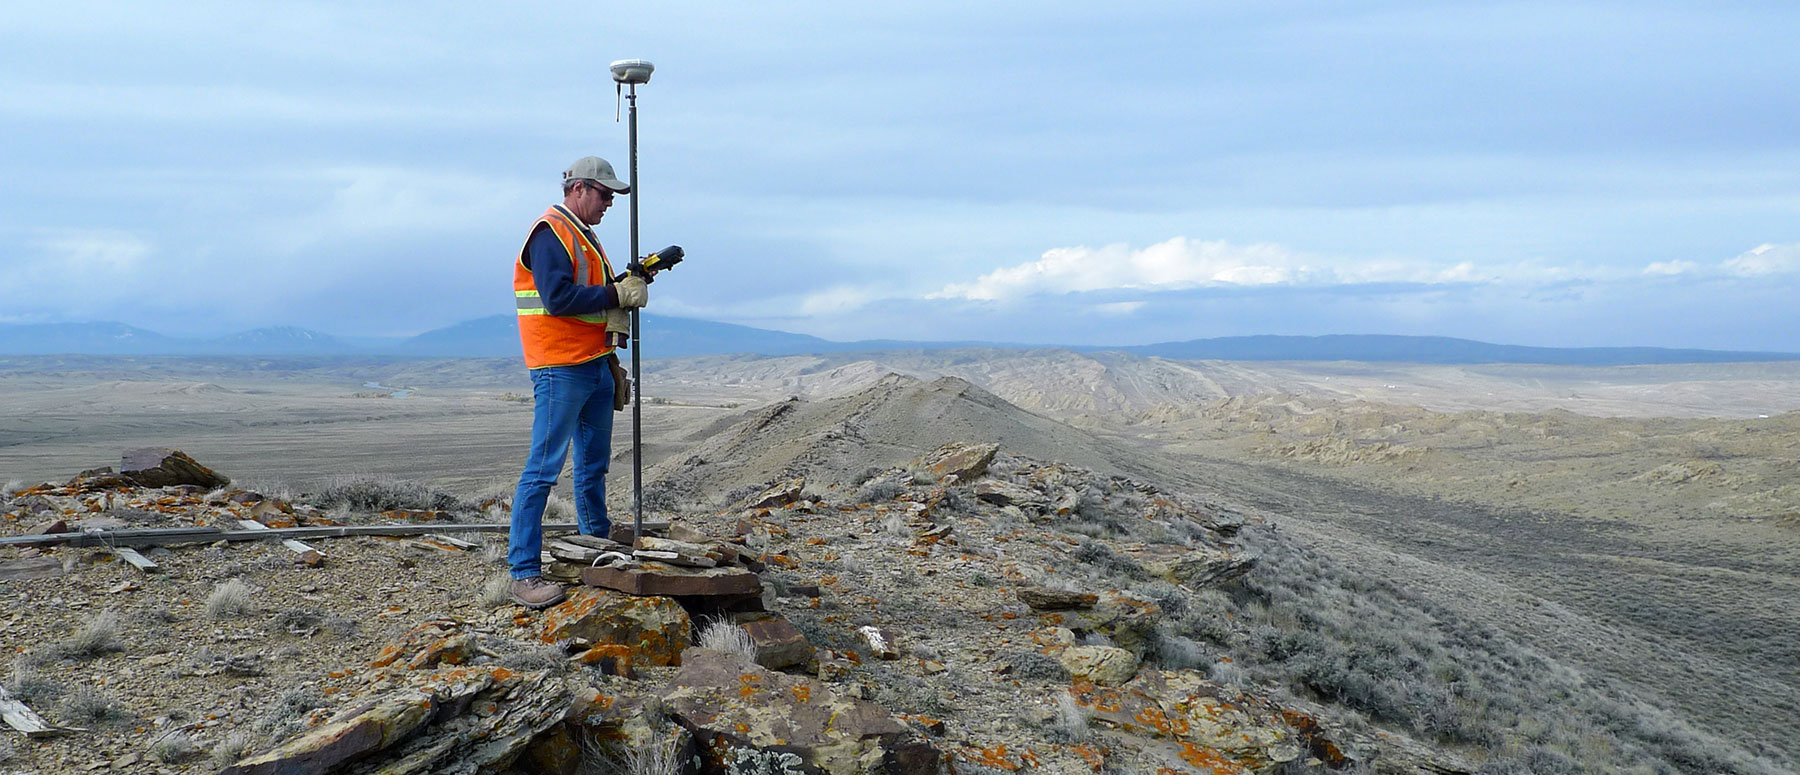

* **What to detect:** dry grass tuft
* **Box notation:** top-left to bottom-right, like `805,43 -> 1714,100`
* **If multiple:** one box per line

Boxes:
543,493 -> 576,521
5,664 -> 66,704
209,732 -> 253,769
498,643 -> 572,675
256,689 -> 327,741
481,537 -> 508,565
206,578 -> 257,619
479,572 -> 515,609
149,731 -> 202,763
1046,693 -> 1091,743
697,618 -> 757,660
317,474 -> 458,512
58,609 -> 124,660
62,686 -> 129,727
579,726 -> 687,775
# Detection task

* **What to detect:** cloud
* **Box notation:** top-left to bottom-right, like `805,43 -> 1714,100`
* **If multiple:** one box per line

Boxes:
1643,260 -> 1696,275
926,236 -> 1607,302
1723,243 -> 1800,277
928,238 -> 1308,301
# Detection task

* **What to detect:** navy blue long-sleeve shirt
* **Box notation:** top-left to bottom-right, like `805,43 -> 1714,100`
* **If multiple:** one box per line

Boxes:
523,224 -> 619,316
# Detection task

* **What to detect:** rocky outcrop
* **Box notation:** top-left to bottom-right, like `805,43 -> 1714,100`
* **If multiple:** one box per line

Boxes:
1122,543 -> 1256,587
1057,645 -> 1139,686
1016,586 -> 1098,610
974,480 -> 1046,509
915,442 -> 998,481
538,587 -> 691,666
223,667 -> 571,775
369,619 -> 476,670
748,478 -> 806,509
119,447 -> 230,489
661,648 -> 937,775
1069,671 -> 1310,773
1033,591 -> 1161,657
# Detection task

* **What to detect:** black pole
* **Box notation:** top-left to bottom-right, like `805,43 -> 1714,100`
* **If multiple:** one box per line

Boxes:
627,83 -> 643,540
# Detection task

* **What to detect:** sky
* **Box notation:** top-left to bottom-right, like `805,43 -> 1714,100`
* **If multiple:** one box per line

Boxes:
3,1 -> 1798,350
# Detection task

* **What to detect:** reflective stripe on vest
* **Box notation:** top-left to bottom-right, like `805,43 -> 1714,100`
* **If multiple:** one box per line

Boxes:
516,291 -> 606,323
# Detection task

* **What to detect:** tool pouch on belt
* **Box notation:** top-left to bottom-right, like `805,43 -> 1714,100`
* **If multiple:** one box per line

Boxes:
604,307 -> 631,347
606,354 -> 630,412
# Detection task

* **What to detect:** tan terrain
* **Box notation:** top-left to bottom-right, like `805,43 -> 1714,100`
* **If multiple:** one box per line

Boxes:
2,352 -> 1797,773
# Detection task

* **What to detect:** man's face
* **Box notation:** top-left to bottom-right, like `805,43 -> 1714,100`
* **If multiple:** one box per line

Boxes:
570,181 -> 616,225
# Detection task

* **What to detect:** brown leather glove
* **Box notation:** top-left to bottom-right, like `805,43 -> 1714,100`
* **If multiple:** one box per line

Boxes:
604,307 -> 630,348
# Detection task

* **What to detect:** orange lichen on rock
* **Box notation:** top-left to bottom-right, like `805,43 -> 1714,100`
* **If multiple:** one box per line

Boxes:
1134,706 -> 1193,738
964,744 -> 1023,772
1069,680 -> 1125,713
1064,743 -> 1106,772
1176,742 -> 1249,774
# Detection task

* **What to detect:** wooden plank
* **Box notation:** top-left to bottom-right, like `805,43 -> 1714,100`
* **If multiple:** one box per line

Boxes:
239,520 -> 324,565
1,684 -> 80,738
111,547 -> 160,573
423,533 -> 478,550
282,539 -> 320,556
0,556 -> 65,581
0,522 -> 578,549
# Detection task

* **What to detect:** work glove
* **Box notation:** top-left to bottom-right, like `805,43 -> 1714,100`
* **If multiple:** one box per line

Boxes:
614,275 -> 649,309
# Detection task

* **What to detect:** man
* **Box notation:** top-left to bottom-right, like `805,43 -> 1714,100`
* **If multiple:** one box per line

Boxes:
507,156 -> 649,608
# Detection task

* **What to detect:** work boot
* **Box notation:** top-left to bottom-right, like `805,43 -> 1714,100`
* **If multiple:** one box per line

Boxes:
509,576 -> 566,610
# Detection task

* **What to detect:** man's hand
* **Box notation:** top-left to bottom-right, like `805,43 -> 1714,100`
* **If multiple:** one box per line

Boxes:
615,275 -> 649,308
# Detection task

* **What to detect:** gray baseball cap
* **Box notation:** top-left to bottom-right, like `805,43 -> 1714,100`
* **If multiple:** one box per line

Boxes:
563,156 -> 630,194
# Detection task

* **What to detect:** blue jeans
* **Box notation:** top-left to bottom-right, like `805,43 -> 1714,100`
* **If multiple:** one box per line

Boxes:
509,359 -> 615,579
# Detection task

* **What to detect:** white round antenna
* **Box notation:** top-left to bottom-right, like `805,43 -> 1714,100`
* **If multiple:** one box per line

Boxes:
610,59 -> 654,85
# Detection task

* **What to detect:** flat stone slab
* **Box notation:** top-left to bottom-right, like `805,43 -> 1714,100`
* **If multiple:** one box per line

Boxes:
0,557 -> 65,581
736,614 -> 815,670
583,562 -> 761,598
916,442 -> 998,481
1017,587 -> 1098,610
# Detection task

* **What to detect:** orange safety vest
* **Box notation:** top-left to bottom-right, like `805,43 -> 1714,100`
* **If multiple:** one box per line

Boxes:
514,205 -> 617,368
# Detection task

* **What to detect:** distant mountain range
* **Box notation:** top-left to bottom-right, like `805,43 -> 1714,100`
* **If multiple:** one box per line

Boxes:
2,318 -> 1796,365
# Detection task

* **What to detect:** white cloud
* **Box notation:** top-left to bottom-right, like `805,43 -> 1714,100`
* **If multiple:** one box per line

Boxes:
1722,243 -> 1800,277
926,236 -> 1594,302
929,238 -> 1311,301
1643,260 -> 1696,275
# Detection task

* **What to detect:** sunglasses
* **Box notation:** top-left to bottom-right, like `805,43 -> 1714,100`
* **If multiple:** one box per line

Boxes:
584,183 -> 616,201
